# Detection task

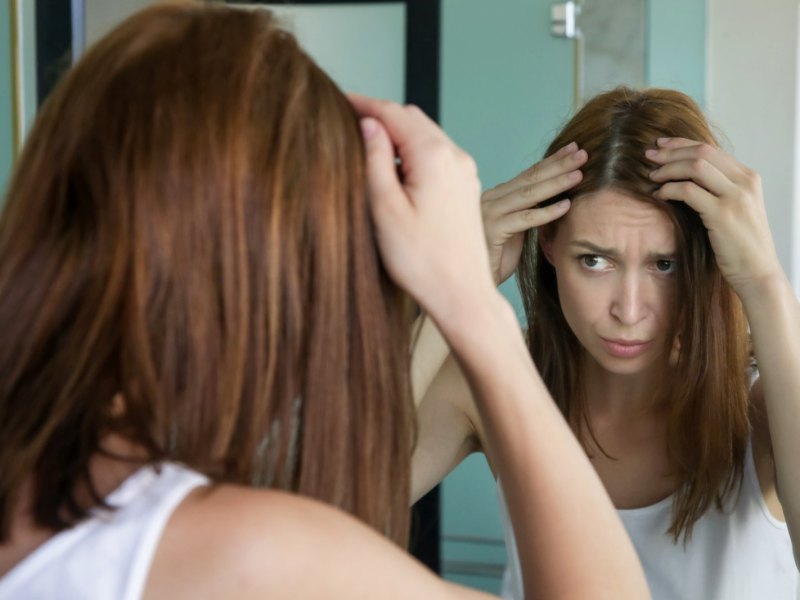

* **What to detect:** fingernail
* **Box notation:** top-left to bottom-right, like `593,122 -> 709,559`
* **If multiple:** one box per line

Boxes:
645,148 -> 658,158
556,199 -> 571,209
657,137 -> 671,145
565,141 -> 578,152
649,169 -> 658,179
360,117 -> 378,140
574,149 -> 587,161
568,170 -> 581,181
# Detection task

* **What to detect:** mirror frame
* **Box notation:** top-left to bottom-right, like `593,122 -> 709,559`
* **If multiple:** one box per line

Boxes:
225,0 -> 441,122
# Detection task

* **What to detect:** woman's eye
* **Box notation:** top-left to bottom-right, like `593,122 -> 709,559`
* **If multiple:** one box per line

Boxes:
655,259 -> 675,273
579,255 -> 610,270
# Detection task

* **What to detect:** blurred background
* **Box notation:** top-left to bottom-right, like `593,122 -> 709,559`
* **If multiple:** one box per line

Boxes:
1,0 -> 797,594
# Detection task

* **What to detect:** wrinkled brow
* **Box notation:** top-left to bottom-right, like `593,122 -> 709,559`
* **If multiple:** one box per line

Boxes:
569,240 -> 676,261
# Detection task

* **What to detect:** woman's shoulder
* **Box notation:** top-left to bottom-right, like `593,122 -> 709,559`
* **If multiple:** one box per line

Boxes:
143,484 -> 470,599
143,485 -> 344,597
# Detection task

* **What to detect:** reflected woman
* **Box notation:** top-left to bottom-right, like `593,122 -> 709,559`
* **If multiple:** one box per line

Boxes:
412,87 -> 800,599
0,3 -> 649,598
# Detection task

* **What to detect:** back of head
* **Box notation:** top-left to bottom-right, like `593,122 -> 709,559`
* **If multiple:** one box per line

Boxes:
0,1 -> 413,545
518,87 -> 750,541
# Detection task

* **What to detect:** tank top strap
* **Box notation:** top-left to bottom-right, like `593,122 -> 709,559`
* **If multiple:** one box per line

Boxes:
0,463 -> 209,600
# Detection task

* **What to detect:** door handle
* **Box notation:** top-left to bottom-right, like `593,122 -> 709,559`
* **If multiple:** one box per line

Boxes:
551,1 -> 580,39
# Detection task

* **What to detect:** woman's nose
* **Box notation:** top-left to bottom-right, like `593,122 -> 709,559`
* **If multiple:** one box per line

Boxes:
610,274 -> 647,326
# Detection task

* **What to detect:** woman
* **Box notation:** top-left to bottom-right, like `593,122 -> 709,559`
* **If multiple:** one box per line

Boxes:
412,88 -> 800,599
0,3 -> 648,598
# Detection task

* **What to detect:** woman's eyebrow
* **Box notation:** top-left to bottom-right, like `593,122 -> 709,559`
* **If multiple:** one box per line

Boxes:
569,240 -> 617,255
569,240 -> 676,260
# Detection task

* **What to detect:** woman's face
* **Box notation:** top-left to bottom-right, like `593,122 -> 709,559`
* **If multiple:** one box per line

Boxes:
542,190 -> 678,377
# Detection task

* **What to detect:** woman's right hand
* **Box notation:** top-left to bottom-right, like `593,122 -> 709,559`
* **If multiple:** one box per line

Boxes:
348,94 -> 495,321
481,143 -> 587,284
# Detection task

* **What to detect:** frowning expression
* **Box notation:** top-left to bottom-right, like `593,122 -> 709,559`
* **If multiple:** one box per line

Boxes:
541,190 -> 677,377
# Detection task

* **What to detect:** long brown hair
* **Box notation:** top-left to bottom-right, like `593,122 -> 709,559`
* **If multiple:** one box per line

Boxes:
518,87 -> 751,541
0,2 -> 414,546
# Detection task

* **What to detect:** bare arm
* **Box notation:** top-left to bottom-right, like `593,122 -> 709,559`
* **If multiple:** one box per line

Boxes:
410,148 -> 589,503
439,287 -> 647,599
411,313 -> 451,406
740,276 -> 800,562
412,351 -> 482,503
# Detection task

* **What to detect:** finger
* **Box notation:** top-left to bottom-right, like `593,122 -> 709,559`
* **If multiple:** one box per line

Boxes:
501,200 -> 572,234
490,169 -> 583,214
510,148 -> 588,192
653,180 -> 717,215
649,158 -> 737,198
537,141 -> 579,166
348,93 -> 443,151
360,117 -> 410,219
348,92 -> 381,114
487,147 -> 587,200
646,141 -> 748,181
655,137 -> 702,150
553,141 -> 579,159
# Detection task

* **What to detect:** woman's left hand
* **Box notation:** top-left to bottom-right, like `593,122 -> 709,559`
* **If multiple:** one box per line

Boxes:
647,137 -> 783,297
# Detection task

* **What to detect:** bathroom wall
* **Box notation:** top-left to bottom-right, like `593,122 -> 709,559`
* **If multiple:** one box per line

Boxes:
707,0 -> 800,291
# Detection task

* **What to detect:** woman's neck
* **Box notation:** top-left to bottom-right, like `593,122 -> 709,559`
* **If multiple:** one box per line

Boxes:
582,357 -> 667,421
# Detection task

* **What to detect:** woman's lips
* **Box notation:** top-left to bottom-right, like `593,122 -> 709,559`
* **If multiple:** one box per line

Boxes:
601,338 -> 652,358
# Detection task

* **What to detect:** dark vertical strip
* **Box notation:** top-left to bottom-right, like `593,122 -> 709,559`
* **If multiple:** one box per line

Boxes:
410,486 -> 442,574
402,0 -> 442,570
405,0 -> 440,122
35,0 -> 71,106
404,1 -> 442,569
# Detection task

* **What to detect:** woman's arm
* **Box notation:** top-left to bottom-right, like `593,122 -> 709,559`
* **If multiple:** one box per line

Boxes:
354,95 -> 648,599
648,138 -> 800,565
745,286 -> 800,540
737,277 -> 800,561
412,351 -> 482,503
409,147 -> 589,503
411,140 -> 587,406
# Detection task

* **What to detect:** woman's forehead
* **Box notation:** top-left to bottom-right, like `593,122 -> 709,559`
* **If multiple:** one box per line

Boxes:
558,190 -> 676,248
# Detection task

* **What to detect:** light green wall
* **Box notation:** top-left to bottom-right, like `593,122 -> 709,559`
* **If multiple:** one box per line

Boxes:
0,0 -> 13,200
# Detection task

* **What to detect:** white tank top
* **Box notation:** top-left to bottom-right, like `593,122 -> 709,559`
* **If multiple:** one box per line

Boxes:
0,463 -> 208,600
498,441 -> 799,599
